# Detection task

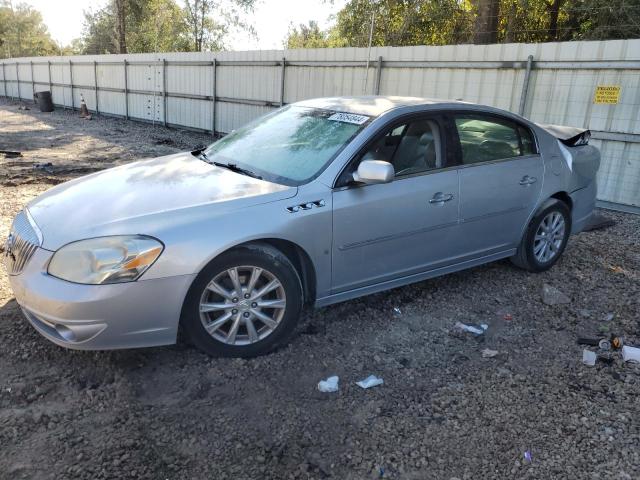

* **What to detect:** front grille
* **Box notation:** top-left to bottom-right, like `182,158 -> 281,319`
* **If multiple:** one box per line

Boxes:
3,211 -> 41,275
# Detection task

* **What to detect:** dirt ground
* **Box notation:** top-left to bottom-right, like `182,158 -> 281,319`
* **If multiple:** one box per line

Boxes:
0,98 -> 639,480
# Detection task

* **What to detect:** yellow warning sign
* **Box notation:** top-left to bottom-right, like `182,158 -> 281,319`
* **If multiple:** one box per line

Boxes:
594,85 -> 621,104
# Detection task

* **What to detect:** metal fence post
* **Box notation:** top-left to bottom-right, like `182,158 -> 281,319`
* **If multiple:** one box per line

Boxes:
15,63 -> 19,100
279,57 -> 286,107
211,59 -> 217,135
162,59 -> 167,127
69,60 -> 74,110
94,61 -> 99,115
374,56 -> 383,95
518,55 -> 534,116
47,60 -> 52,94
123,59 -> 129,120
2,63 -> 6,97
30,60 -> 35,99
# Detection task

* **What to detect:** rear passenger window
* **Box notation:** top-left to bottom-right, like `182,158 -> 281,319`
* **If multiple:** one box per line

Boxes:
455,115 -> 536,165
518,125 -> 536,155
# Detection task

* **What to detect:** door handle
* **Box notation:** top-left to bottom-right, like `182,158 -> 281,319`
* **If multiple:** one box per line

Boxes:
519,175 -> 538,186
429,192 -> 454,205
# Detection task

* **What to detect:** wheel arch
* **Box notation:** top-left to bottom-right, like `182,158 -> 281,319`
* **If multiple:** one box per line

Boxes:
550,191 -> 573,212
196,238 -> 317,306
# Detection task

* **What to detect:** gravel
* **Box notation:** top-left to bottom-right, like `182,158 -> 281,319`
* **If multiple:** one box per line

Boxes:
1,98 -> 639,479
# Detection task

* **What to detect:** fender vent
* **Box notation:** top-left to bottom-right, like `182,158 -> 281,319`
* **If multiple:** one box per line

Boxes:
286,200 -> 325,213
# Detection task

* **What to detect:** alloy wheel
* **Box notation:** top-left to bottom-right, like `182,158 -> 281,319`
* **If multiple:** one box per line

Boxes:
533,211 -> 566,263
199,266 -> 287,345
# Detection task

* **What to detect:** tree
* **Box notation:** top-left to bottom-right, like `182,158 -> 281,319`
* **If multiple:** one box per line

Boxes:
0,1 -> 58,58
474,0 -> 501,43
325,0 -> 474,47
80,0 -> 192,54
183,0 -> 256,52
286,21 -> 332,49
114,0 -> 127,53
292,0 -> 640,48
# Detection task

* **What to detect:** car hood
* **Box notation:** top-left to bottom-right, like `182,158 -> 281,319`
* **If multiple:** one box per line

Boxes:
27,152 -> 297,250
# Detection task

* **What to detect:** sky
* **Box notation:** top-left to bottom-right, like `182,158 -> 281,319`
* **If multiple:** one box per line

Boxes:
21,0 -> 348,50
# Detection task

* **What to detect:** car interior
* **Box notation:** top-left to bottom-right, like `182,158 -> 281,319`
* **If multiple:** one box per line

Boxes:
360,119 -> 443,176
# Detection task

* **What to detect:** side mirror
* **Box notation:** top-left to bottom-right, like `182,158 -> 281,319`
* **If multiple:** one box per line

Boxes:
352,160 -> 395,185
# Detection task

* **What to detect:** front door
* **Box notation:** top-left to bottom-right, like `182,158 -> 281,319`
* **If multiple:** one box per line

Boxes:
331,115 -> 460,294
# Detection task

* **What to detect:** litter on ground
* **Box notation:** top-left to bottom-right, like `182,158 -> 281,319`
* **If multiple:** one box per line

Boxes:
455,322 -> 488,335
317,376 -> 339,393
356,375 -> 384,389
481,349 -> 499,358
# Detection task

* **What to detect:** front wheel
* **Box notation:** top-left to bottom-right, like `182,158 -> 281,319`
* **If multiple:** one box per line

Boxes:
181,244 -> 303,357
511,199 -> 572,272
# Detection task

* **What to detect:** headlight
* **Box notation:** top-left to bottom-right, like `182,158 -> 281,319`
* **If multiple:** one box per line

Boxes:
48,235 -> 163,284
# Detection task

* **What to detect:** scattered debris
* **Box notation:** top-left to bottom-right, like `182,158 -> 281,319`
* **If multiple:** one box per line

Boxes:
523,451 -> 532,463
393,307 -> 402,315
577,337 -> 600,347
0,150 -> 22,158
33,162 -> 54,173
18,104 -> 30,110
356,375 -> 384,389
455,322 -> 488,336
317,376 -> 339,393
583,213 -> 615,231
582,350 -> 597,367
597,353 -> 614,365
542,284 -> 571,305
609,265 -> 625,274
604,313 -> 615,322
598,339 -> 612,351
612,336 -> 624,350
622,346 -> 640,364
481,349 -> 499,358
503,313 -> 513,321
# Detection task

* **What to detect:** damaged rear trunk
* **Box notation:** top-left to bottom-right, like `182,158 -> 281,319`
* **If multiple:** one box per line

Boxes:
537,123 -> 600,190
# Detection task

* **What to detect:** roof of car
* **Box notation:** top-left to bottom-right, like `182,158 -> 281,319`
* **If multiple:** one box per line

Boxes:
294,96 -> 469,117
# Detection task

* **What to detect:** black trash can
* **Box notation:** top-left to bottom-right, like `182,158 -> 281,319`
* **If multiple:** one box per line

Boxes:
34,91 -> 54,112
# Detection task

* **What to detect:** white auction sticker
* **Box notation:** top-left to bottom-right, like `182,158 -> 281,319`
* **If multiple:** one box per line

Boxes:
328,112 -> 369,125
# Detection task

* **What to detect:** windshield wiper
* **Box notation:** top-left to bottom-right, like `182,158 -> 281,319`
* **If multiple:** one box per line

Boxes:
212,161 -> 262,180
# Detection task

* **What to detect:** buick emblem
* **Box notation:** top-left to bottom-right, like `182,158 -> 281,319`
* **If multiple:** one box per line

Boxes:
3,231 -> 16,263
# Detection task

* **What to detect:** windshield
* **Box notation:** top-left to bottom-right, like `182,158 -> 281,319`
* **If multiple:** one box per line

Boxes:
203,106 -> 370,186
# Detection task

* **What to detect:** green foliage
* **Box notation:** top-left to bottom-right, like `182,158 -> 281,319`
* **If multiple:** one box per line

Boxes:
330,0 -> 474,47
0,1 -> 58,58
80,0 -> 255,54
81,0 -> 192,54
286,21 -> 333,49
285,0 -> 640,48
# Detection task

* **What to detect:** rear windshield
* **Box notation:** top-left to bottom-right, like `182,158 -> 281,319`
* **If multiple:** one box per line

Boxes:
204,106 -> 370,186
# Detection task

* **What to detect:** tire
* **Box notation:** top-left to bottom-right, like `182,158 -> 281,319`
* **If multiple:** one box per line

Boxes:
511,199 -> 572,272
180,243 -> 303,357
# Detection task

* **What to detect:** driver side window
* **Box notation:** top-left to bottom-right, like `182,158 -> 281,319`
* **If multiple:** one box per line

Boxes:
360,118 -> 443,178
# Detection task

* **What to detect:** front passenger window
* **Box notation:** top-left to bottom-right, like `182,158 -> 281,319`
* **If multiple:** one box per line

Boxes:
360,119 -> 443,177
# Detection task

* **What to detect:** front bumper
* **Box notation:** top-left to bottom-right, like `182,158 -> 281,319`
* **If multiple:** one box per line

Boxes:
8,248 -> 196,350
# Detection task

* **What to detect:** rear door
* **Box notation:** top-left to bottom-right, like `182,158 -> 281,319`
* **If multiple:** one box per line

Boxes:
331,114 -> 460,293
453,113 -> 543,256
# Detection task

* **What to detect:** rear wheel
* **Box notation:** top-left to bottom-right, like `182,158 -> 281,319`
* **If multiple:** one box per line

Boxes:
511,199 -> 571,272
181,244 -> 303,357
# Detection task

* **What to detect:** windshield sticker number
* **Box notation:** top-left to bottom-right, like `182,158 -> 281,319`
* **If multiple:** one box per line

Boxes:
328,112 -> 369,125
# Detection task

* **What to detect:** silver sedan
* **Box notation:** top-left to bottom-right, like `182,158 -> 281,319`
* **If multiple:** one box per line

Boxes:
4,96 -> 600,357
